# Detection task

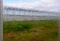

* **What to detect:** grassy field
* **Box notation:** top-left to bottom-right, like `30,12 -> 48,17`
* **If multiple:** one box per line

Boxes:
3,20 -> 58,41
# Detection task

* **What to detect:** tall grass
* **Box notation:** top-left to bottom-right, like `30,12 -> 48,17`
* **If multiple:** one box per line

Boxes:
3,20 -> 58,32
3,22 -> 32,32
3,20 -> 58,41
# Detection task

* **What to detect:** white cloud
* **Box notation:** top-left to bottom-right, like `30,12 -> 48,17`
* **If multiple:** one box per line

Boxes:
4,0 -> 60,12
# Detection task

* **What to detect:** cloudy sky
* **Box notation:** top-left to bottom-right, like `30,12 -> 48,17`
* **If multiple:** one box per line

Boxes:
3,0 -> 60,12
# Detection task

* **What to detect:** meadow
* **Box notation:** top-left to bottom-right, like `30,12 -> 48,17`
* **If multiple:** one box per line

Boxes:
3,20 -> 58,41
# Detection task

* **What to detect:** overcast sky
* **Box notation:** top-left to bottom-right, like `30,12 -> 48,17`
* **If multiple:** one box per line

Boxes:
3,0 -> 60,12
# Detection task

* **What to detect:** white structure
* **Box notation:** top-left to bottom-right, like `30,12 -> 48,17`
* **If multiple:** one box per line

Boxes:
3,7 -> 58,21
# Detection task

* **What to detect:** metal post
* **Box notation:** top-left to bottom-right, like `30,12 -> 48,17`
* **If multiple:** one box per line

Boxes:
58,15 -> 60,41
0,0 -> 3,41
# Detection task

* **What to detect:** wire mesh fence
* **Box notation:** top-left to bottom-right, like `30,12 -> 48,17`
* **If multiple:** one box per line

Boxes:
3,7 -> 60,41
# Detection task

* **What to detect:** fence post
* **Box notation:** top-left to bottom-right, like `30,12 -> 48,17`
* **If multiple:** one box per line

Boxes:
0,0 -> 3,41
58,15 -> 60,41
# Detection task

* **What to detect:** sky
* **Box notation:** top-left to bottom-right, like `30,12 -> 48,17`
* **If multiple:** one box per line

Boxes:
3,0 -> 60,13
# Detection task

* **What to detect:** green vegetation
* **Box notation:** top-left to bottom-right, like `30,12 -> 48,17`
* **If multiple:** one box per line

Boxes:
3,20 -> 58,41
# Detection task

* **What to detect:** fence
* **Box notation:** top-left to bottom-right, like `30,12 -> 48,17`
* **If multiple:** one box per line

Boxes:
3,7 -> 58,21
3,15 -> 58,21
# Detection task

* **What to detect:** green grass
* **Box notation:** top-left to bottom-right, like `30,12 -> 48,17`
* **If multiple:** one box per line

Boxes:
3,20 -> 58,41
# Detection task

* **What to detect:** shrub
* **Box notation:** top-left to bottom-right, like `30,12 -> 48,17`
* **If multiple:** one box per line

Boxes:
15,23 -> 31,31
3,22 -> 32,32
